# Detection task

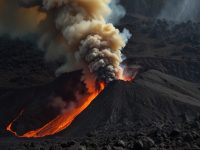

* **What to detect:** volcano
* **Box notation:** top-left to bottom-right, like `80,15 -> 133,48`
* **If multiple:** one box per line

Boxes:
1,69 -> 200,149
60,69 -> 200,137
1,1 -> 200,149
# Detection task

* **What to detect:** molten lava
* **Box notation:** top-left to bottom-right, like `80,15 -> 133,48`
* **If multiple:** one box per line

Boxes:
6,82 -> 105,138
6,67 -> 136,138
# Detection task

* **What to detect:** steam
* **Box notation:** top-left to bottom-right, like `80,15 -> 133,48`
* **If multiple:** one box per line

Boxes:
159,0 -> 200,22
106,0 -> 126,24
0,0 -> 131,85
49,96 -> 75,114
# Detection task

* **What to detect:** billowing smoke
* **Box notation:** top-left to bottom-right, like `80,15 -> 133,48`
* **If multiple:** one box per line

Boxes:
3,0 -> 133,137
0,0 -> 131,86
159,0 -> 200,22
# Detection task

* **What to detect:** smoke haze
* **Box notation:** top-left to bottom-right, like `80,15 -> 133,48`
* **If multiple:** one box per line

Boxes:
159,0 -> 200,22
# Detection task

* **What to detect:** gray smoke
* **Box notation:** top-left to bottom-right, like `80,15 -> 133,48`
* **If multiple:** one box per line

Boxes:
159,0 -> 200,22
78,34 -> 119,83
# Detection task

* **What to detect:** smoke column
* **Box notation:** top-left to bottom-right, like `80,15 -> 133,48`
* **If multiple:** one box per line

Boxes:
0,0 -> 131,87
159,0 -> 200,22
3,0 -> 133,138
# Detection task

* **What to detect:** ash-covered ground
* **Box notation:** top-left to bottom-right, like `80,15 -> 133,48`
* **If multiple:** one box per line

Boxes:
1,7 -> 200,150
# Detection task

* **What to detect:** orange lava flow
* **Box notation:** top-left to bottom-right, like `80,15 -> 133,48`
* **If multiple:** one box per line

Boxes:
6,110 -> 24,137
6,82 -> 105,138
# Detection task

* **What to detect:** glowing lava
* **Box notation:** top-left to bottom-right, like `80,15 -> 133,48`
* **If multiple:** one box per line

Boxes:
119,75 -> 134,82
119,67 -> 139,81
6,82 -> 105,138
6,69 -> 136,138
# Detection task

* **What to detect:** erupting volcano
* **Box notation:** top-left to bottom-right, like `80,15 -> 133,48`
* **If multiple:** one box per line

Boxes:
1,0 -> 132,138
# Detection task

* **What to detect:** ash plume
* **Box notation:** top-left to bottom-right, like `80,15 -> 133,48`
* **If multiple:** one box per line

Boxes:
0,0 -> 131,86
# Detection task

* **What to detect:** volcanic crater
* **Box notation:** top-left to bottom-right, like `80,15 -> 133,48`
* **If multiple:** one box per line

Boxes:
1,68 -> 200,149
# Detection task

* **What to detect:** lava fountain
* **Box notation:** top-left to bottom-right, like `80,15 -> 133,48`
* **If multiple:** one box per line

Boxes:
2,0 -> 132,138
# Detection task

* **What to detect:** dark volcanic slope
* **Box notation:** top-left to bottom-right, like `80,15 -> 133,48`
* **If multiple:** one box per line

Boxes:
0,71 -> 84,136
60,70 -> 200,137
126,57 -> 200,83
1,70 -> 200,150
0,37 -> 53,88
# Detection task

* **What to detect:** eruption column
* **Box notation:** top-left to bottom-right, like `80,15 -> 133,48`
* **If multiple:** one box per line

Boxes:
2,0 -> 132,137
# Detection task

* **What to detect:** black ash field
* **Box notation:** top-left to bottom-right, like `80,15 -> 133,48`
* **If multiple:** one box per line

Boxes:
1,1 -> 200,150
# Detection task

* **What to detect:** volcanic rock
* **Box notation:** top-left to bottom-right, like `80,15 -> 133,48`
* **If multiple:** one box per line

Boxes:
133,140 -> 144,150
115,140 -> 126,147
170,128 -> 181,137
1,70 -> 200,149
